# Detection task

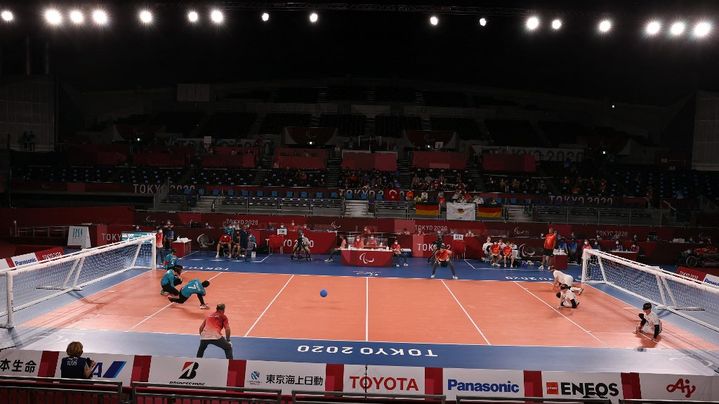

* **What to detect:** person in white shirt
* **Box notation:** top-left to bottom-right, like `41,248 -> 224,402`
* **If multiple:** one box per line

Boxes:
481,237 -> 493,262
635,302 -> 662,341
556,285 -> 579,309
552,270 -> 583,295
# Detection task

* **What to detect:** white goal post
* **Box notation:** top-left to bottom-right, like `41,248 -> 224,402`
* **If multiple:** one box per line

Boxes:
0,234 -> 156,329
581,248 -> 719,333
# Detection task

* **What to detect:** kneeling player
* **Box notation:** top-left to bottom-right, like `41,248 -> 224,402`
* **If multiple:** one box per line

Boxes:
635,302 -> 662,342
160,267 -> 182,296
556,284 -> 579,308
169,279 -> 210,309
552,270 -> 583,295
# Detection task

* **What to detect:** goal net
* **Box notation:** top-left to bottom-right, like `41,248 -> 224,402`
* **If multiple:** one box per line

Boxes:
0,234 -> 156,328
581,248 -> 719,333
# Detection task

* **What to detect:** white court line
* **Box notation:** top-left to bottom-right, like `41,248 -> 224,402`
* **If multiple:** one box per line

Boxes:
513,281 -> 605,345
178,251 -> 200,260
244,274 -> 295,337
365,277 -> 369,341
253,253 -> 272,263
127,272 -> 224,331
463,259 -> 477,270
441,280 -> 492,345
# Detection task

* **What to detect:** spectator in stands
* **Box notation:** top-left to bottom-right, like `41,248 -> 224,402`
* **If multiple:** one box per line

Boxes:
60,341 -> 95,379
582,239 -> 592,252
613,240 -> 624,251
629,242 -> 640,253
197,303 -> 233,359
325,235 -> 347,263
465,229 -> 475,238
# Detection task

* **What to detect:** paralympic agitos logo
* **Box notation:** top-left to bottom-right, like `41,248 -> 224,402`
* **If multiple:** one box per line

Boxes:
359,253 -> 375,264
546,381 -> 620,398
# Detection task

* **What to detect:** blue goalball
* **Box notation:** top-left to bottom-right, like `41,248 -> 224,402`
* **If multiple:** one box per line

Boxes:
320,289 -> 328,298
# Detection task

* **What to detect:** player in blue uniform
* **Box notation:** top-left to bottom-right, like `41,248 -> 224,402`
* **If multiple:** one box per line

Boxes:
164,249 -> 183,271
160,267 -> 182,296
169,279 -> 210,309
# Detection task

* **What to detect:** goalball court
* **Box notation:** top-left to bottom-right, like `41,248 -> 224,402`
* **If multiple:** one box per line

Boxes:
2,241 -> 717,376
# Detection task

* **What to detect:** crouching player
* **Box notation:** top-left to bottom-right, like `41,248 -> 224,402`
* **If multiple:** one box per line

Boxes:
160,266 -> 182,296
169,279 -> 211,309
556,284 -> 579,308
635,302 -> 662,342
431,244 -> 458,280
552,270 -> 584,295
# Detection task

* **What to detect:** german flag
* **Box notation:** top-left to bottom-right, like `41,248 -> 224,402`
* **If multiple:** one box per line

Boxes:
415,203 -> 440,217
477,207 -> 502,218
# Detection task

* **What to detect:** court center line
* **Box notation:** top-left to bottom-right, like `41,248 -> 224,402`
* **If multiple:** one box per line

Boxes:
512,281 -> 605,345
365,277 -> 369,341
127,272 -> 224,331
244,274 -> 295,337
440,280 -> 492,345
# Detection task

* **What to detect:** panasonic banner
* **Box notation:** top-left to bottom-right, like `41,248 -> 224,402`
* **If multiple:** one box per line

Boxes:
443,368 -> 525,399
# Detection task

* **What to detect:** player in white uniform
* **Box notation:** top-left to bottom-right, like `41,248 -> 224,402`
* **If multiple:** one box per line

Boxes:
635,302 -> 662,341
556,285 -> 579,308
552,270 -> 583,295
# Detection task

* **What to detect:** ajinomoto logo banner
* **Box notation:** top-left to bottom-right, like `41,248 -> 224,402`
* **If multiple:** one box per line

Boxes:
639,373 -> 718,401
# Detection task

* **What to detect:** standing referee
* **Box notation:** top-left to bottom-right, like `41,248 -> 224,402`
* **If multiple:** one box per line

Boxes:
197,303 -> 233,359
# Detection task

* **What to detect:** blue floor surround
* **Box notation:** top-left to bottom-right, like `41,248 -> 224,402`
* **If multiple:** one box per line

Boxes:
3,251 -> 718,376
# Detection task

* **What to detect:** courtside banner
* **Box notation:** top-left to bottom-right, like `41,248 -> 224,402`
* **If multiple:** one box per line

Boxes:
541,371 -> 624,403
443,368 -> 525,399
10,252 -> 38,267
34,247 -> 64,261
0,349 -> 43,377
0,258 -> 12,270
148,356 -> 229,387
638,373 -> 717,401
344,364 -> 425,394
677,267 -> 707,282
446,203 -> 476,221
704,273 -> 719,287
55,352 -> 135,386
244,360 -> 326,394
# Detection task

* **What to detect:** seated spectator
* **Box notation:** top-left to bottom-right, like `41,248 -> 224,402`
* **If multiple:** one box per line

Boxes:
353,236 -> 365,249
61,342 -> 95,379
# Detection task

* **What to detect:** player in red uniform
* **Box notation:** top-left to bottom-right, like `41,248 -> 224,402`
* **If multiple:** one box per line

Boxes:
490,241 -> 501,267
431,244 -> 458,279
540,228 -> 557,270
216,232 -> 232,258
502,242 -> 515,268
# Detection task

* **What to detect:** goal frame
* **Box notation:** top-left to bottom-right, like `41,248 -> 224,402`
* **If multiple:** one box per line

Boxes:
0,234 -> 156,329
581,248 -> 719,333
